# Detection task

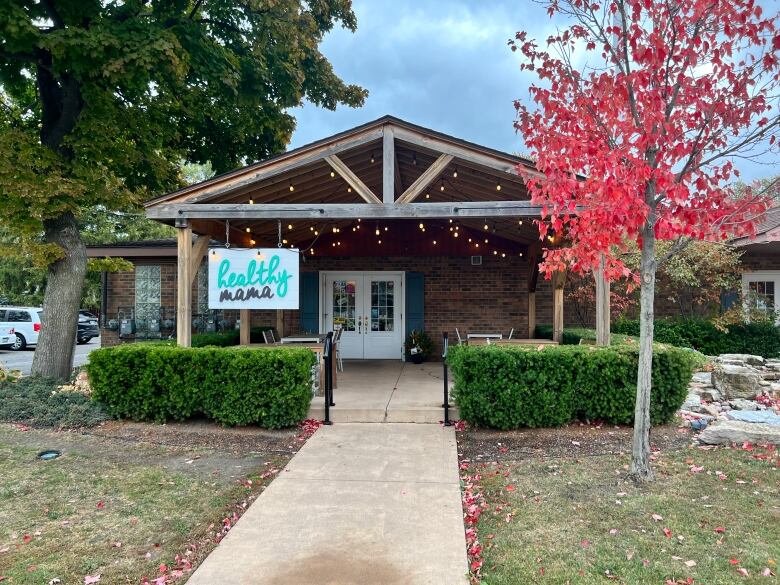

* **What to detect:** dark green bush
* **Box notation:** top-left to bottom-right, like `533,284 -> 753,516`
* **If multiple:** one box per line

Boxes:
0,376 -> 107,428
448,344 -> 693,429
87,345 -> 316,428
191,326 -> 275,347
534,325 -> 636,346
613,318 -> 780,357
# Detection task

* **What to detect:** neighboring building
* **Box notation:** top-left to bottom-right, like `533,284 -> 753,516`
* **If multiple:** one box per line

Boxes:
732,206 -> 780,318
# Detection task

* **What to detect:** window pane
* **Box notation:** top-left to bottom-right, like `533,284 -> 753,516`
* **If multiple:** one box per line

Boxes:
332,280 -> 356,331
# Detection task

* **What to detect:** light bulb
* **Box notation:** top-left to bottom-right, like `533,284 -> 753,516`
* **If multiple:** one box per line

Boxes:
310,248 -> 315,255
332,227 -> 337,233
352,227 -> 356,232
454,231 -> 459,238
248,198 -> 254,205
484,223 -> 489,230
449,218 -> 453,224
440,182 -> 444,191
337,241 -> 341,246
378,239 -> 382,244
449,227 -> 453,232
384,226 -> 388,232
245,227 -> 251,233
357,218 -> 361,222
496,180 -> 501,191
468,238 -> 472,242
310,226 -> 314,231
453,167 -> 458,178
484,238 -> 489,243
370,152 -> 375,163
419,223 -> 424,229
475,243 -> 479,248
433,240 -> 437,245
287,224 -> 293,230
518,220 -> 523,226
282,239 -> 288,244
493,250 -> 498,255
314,230 -> 319,236
519,252 -> 524,257
347,187 -> 352,193
250,239 -> 256,245
330,171 -> 335,178
289,183 -> 294,192
332,242 -> 336,247
421,227 -> 426,232
375,228 -> 380,236
501,253 -> 506,258
425,193 -> 430,199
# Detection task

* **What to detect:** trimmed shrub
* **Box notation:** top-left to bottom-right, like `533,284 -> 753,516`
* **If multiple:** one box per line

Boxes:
87,345 -> 316,428
534,325 -> 636,346
613,318 -> 780,357
191,326 -> 275,348
448,344 -> 693,429
0,376 -> 107,428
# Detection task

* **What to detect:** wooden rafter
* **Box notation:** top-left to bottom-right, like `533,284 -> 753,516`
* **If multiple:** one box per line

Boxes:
325,154 -> 382,205
396,154 -> 455,204
188,235 -> 210,282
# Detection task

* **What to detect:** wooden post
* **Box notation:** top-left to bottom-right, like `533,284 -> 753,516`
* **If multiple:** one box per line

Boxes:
176,221 -> 192,347
527,243 -> 540,339
276,309 -> 285,338
239,309 -> 250,345
595,254 -> 611,346
528,291 -> 536,338
551,270 -> 566,344
383,126 -> 395,204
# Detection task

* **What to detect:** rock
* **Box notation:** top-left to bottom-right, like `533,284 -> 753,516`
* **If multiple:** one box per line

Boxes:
698,420 -> 780,445
699,388 -> 722,403
700,404 -> 721,417
681,393 -> 702,412
765,359 -> 780,371
717,354 -> 765,367
728,398 -> 763,411
692,372 -> 712,385
771,383 -> 780,393
727,410 -> 780,425
712,364 -> 762,400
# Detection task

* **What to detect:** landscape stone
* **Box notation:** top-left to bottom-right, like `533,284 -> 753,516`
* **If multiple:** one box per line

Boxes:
728,399 -> 763,411
699,388 -> 721,402
711,364 -> 762,400
698,420 -> 780,445
691,372 -> 712,385
717,354 -> 765,367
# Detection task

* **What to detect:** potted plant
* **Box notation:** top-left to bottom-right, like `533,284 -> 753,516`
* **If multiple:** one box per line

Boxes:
406,330 -> 433,364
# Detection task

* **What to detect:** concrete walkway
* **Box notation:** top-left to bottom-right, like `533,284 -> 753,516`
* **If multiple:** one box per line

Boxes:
186,423 -> 467,585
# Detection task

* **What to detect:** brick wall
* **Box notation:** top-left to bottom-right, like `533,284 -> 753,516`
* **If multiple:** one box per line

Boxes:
101,254 -> 555,353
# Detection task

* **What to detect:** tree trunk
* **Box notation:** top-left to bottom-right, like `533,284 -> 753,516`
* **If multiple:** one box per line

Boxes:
30,212 -> 87,380
629,215 -> 657,482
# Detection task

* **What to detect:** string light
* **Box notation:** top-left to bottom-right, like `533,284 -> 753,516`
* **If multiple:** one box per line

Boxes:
337,241 -> 341,246
245,227 -> 251,233
384,226 -> 388,232
483,222 -> 489,231
352,227 -> 357,232
332,227 -> 338,234
330,171 -> 335,178
310,248 -> 315,255
475,242 -> 480,248
378,239 -> 382,244
453,167 -> 458,178
433,240 -> 437,245
412,153 -> 417,166
493,250 -> 498,256
248,198 -> 254,205
310,226 -> 314,231
519,252 -> 524,257
501,252 -> 506,258
250,239 -> 256,245
282,239 -> 288,244
484,238 -> 489,244
453,231 -> 459,238
347,187 -> 352,193
419,222 -> 425,230
289,182 -> 295,192
370,151 -> 375,163
496,179 -> 502,191
468,237 -> 472,242
425,193 -> 430,199
449,218 -> 453,224
518,220 -> 523,226
314,230 -> 319,236
332,242 -> 336,247
375,226 -> 380,236
357,218 -> 361,222
287,224 -> 293,230
449,226 -> 453,232
439,180 -> 445,192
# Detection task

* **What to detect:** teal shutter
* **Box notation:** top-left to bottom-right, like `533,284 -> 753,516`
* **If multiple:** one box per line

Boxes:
300,272 -> 319,333
405,272 -> 424,336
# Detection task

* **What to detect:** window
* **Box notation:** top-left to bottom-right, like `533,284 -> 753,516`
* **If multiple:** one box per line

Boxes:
135,265 -> 161,334
743,272 -> 780,322
748,280 -> 775,312
7,310 -> 31,322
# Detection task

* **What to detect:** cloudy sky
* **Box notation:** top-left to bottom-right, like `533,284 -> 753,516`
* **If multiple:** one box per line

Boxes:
288,0 -> 774,182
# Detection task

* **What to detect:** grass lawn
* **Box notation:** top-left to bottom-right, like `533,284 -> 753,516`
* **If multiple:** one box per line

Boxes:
0,421 -> 311,584
458,425 -> 779,584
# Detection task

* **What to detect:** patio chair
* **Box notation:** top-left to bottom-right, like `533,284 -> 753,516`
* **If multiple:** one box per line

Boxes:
262,330 -> 276,345
455,328 -> 464,344
333,326 -> 344,372
507,328 -> 514,340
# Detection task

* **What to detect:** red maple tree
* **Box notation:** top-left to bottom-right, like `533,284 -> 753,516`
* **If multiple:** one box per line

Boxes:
512,0 -> 779,481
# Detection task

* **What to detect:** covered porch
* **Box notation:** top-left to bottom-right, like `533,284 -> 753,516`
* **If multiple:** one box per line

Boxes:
143,116 -> 611,353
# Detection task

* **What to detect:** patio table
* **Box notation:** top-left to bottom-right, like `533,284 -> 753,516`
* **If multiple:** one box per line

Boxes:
467,333 -> 503,340
280,334 -> 323,343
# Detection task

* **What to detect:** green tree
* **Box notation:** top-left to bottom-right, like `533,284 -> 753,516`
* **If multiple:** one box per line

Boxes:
0,0 -> 366,379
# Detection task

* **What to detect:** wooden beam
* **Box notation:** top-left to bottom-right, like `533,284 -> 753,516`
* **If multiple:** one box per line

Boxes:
396,154 -> 455,204
383,126 -> 395,204
551,270 -> 566,344
153,127 -> 384,206
527,242 -> 541,293
189,235 -> 210,284
393,126 -> 543,179
528,291 -> 536,338
595,254 -> 611,346
147,201 -> 551,221
276,310 -> 285,338
176,224 -> 192,347
393,151 -> 404,199
325,154 -> 382,205
239,309 -> 250,346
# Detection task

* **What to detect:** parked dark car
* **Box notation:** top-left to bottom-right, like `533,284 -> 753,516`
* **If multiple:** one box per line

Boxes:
77,312 -> 99,345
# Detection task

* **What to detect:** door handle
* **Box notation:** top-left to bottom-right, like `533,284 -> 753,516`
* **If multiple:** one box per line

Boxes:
357,317 -> 361,334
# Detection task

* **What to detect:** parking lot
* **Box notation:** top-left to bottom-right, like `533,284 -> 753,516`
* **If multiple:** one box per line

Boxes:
0,336 -> 101,375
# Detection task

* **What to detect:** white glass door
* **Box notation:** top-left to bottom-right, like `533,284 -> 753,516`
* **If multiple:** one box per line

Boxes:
323,272 -> 403,359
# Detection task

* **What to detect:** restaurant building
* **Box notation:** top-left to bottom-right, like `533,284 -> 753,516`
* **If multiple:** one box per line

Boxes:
86,116 -> 609,355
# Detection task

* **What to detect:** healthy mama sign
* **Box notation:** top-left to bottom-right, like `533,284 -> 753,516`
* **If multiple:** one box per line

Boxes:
208,248 -> 299,309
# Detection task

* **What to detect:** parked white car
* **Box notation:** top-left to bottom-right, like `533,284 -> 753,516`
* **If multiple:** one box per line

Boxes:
0,307 -> 42,351
0,327 -> 14,349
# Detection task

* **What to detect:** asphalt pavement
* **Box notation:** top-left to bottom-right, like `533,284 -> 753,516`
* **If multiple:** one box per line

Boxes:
0,336 -> 101,375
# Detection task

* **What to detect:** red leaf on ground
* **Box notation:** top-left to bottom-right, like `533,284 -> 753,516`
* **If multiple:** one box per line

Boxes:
22,534 -> 32,544
736,567 -> 749,577
663,527 -> 672,538
580,539 -> 591,548
96,501 -> 105,510
714,526 -> 726,533
730,559 -> 741,565
505,484 -> 516,492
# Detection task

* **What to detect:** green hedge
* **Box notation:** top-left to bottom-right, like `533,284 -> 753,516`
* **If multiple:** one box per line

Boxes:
534,325 -> 635,346
87,345 -> 316,428
448,345 -> 693,429
613,318 -> 780,357
191,326 -> 275,348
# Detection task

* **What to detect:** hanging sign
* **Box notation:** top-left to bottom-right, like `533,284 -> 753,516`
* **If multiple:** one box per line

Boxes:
208,248 -> 299,309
